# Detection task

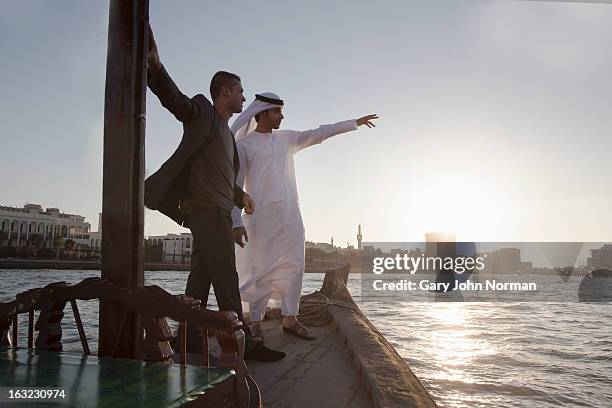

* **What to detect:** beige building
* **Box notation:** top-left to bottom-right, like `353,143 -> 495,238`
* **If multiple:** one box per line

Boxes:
148,233 -> 192,263
0,203 -> 93,249
481,248 -> 522,274
587,244 -> 612,270
89,213 -> 102,251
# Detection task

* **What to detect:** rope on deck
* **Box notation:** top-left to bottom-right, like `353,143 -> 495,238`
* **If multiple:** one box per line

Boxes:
297,291 -> 359,327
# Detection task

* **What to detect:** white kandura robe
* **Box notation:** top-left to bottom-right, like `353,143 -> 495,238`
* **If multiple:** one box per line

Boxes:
231,120 -> 358,321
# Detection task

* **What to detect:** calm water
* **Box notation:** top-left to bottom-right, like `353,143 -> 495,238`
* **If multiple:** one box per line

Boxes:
1,270 -> 610,408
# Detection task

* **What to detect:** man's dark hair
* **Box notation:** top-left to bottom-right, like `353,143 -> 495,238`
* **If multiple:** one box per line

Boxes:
210,71 -> 241,100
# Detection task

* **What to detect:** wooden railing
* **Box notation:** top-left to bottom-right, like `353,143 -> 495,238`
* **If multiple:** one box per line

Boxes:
0,277 -> 258,407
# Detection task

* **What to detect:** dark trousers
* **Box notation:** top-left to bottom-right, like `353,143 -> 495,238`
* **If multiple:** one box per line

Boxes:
183,206 -> 252,353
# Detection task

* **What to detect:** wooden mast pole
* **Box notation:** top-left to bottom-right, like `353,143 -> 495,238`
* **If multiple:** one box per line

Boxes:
99,0 -> 149,359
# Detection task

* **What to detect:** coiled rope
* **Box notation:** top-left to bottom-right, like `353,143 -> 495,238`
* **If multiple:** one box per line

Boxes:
297,291 -> 360,327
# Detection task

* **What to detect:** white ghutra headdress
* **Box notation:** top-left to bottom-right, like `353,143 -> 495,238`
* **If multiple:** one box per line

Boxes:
230,92 -> 284,140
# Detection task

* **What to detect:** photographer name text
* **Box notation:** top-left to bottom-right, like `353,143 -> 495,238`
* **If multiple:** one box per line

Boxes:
372,279 -> 537,292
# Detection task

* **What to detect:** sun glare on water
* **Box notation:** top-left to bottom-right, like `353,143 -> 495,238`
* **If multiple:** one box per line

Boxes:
424,304 -> 497,386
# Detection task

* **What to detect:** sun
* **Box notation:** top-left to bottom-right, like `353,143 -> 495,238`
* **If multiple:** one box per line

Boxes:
407,176 -> 505,241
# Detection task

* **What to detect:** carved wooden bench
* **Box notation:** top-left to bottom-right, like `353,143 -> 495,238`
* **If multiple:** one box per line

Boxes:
0,277 -> 261,407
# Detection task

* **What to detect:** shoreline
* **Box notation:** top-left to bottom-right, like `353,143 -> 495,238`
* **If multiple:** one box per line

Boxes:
0,259 -> 189,271
0,259 -> 578,276
0,259 -> 351,273
0,258 -> 350,273
0,259 -> 584,277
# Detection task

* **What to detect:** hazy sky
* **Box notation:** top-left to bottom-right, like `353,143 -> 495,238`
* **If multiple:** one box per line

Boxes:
1,0 -> 611,246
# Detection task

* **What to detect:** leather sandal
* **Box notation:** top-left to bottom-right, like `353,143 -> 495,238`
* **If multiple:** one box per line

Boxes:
282,321 -> 316,340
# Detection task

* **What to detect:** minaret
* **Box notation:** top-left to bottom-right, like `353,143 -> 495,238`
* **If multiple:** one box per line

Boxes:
357,224 -> 362,250
331,236 -> 334,248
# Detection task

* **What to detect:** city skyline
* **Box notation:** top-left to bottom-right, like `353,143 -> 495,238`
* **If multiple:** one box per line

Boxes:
2,1 -> 612,246
4,200 -> 609,270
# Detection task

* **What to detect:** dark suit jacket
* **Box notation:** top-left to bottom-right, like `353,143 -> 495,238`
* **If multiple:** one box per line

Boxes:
144,66 -> 245,227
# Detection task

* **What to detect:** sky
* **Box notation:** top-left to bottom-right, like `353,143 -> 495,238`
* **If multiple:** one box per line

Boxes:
1,0 -> 611,246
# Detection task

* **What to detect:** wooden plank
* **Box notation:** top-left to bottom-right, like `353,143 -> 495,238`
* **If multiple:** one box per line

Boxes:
99,0 -> 149,359
329,303 -> 438,408
246,318 -> 371,408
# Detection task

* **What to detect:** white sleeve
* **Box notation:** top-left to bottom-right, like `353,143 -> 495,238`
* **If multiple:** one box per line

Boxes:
232,142 -> 247,228
289,119 -> 358,153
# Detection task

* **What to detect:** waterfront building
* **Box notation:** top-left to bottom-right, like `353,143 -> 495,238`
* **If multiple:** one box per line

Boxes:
305,239 -> 337,253
520,261 -> 534,274
89,231 -> 102,252
306,241 -> 335,253
362,245 -> 376,257
89,213 -> 102,252
481,247 -> 521,274
147,233 -> 192,264
0,203 -> 93,249
587,244 -> 612,270
424,232 -> 456,262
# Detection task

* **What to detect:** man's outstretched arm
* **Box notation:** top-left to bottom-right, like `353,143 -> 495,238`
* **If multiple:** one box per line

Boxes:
289,114 -> 379,153
147,26 -> 199,122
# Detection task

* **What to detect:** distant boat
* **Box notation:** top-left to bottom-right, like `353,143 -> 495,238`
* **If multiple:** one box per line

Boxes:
555,266 -> 574,282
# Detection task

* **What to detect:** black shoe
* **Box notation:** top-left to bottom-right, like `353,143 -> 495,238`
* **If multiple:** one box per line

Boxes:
244,343 -> 286,362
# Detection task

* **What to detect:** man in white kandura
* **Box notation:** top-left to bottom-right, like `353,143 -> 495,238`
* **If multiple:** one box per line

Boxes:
230,92 -> 378,340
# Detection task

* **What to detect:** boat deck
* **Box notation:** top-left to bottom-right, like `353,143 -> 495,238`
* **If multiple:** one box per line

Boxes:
166,264 -> 437,408
246,317 -> 372,408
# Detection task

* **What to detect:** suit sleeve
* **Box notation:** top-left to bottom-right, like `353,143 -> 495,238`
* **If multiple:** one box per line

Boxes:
232,142 -> 247,218
148,65 -> 200,122
233,185 -> 245,210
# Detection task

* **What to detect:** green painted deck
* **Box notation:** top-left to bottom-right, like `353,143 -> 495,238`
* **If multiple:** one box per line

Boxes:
0,346 -> 234,407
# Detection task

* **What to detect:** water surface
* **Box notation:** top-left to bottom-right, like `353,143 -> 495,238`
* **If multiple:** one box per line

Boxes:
1,270 -> 610,408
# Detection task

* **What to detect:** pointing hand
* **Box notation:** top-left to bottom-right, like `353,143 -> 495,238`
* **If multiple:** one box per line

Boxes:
356,114 -> 379,128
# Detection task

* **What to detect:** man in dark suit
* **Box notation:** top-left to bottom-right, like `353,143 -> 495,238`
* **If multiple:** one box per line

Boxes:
146,27 -> 285,362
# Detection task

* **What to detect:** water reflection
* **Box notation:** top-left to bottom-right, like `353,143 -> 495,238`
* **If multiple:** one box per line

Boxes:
425,304 -> 496,387
1,271 -> 611,408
